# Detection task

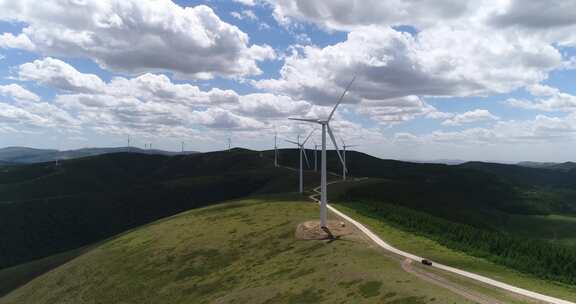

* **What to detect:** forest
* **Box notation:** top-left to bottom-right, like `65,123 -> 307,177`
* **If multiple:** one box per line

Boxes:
340,200 -> 576,285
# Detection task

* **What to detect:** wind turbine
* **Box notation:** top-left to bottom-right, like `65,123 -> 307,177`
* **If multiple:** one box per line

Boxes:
340,137 -> 358,181
274,131 -> 279,167
55,139 -> 61,167
286,129 -> 315,193
313,142 -> 320,172
289,76 -> 356,228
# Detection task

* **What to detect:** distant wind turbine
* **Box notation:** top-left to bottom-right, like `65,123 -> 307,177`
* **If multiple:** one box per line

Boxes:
286,129 -> 315,193
55,140 -> 61,167
289,76 -> 356,228
340,137 -> 358,181
313,142 -> 320,172
274,131 -> 279,167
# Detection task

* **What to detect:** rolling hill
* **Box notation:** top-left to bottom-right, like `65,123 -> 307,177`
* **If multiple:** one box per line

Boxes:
304,151 -> 576,218
459,161 -> 576,187
3,148 -> 576,301
0,146 -> 198,164
5,147 -> 576,270
0,148 -> 318,270
518,161 -> 576,172
0,198 -> 520,304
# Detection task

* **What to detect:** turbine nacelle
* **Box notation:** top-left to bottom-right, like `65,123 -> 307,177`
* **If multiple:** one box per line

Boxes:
288,118 -> 330,125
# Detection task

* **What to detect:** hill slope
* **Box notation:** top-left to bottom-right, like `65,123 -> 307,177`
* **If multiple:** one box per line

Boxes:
0,146 -> 198,164
0,149 -> 315,269
459,161 -> 576,187
308,151 -> 576,222
0,198 -> 480,304
518,161 -> 576,172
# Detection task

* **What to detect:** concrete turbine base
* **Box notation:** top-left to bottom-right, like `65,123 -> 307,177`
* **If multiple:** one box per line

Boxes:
295,220 -> 353,240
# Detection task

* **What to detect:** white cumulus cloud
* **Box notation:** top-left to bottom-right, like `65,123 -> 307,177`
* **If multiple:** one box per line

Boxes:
266,0 -> 474,30
233,0 -> 257,6
506,84 -> 576,112
0,84 -> 40,102
0,0 -> 275,79
256,26 -> 560,106
19,58 -> 106,93
13,57 -> 319,138
442,109 -> 499,126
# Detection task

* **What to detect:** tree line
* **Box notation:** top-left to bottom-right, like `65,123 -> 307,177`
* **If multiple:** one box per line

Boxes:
343,200 -> 576,285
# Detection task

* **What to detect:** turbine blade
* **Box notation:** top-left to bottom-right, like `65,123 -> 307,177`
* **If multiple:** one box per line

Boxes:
289,118 -> 319,123
327,76 -> 356,122
302,128 -> 316,145
327,124 -> 346,171
285,139 -> 299,145
302,146 -> 310,168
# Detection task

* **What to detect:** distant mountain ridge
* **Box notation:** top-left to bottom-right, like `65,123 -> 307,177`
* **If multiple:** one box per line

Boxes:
0,146 -> 199,164
517,161 -> 576,171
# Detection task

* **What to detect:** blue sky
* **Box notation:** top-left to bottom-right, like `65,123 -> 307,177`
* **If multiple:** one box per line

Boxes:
1,0 -> 576,161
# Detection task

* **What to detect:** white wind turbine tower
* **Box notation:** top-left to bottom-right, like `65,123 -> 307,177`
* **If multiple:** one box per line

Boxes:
289,76 -> 356,228
274,131 -> 279,167
55,139 -> 61,167
313,142 -> 321,172
340,137 -> 358,181
286,129 -> 315,193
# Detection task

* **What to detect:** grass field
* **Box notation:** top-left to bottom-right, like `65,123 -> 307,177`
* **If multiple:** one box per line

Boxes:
0,245 -> 89,297
332,203 -> 576,302
0,150 -> 315,269
1,197 -> 479,304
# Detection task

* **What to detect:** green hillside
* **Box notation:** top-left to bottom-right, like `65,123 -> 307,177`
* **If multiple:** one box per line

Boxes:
0,198 -> 503,304
0,149 -> 318,269
518,161 -> 576,172
4,148 -> 576,300
313,151 -> 576,224
5,148 -> 576,272
0,147 -> 59,164
459,161 -> 576,187
0,146 -> 198,164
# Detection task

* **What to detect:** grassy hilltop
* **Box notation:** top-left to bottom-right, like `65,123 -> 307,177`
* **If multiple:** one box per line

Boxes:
0,198 -> 473,304
0,148 -> 318,269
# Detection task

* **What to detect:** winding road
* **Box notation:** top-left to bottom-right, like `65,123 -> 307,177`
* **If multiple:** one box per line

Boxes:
309,179 -> 575,304
401,258 -> 504,304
